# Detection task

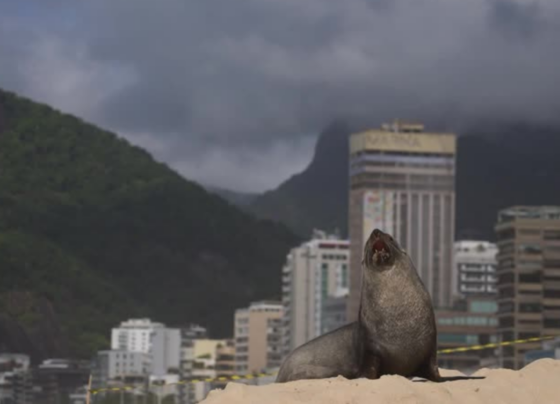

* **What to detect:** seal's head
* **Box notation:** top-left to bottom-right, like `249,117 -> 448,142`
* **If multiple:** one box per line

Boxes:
363,228 -> 403,270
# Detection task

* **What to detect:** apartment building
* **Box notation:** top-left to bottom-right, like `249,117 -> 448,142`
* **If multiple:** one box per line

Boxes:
178,324 -> 207,404
111,318 -> 180,376
495,206 -> 560,369
436,298 -> 498,372
234,301 -> 283,374
281,230 -> 349,355
92,351 -> 148,393
454,241 -> 498,298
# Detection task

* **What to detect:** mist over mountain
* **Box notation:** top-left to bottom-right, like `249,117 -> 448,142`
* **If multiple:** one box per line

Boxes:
205,186 -> 259,209
249,121 -> 352,239
240,121 -> 560,241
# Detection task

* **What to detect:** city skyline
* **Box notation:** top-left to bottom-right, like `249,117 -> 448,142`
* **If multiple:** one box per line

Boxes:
2,0 -> 560,401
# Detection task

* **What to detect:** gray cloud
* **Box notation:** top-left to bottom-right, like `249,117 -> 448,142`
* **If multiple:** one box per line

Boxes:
1,0 -> 559,192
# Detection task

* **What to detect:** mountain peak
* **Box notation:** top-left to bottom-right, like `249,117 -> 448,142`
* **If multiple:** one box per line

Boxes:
248,118 -> 560,241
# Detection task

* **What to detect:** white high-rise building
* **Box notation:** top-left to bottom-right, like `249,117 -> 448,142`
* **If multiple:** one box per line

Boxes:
453,241 -> 498,298
281,230 -> 349,356
111,318 -> 181,376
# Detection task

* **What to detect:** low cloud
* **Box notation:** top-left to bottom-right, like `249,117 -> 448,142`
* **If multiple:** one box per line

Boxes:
1,0 -> 559,192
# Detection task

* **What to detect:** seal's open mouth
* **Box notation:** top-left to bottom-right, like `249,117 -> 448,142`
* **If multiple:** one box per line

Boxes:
372,239 -> 391,264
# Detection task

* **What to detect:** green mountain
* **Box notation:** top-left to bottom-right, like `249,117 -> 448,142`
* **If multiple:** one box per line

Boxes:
0,89 -> 299,361
205,186 -> 258,209
249,121 -> 352,239
246,121 -> 560,241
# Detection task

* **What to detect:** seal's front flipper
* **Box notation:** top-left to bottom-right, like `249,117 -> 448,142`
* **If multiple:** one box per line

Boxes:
360,354 -> 381,380
414,351 -> 441,382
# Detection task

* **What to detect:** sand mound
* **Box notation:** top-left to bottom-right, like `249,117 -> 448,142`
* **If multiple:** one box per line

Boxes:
201,359 -> 560,404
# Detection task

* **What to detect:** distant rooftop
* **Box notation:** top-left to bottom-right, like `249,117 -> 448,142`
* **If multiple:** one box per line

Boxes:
497,206 -> 560,223
311,228 -> 345,241
250,300 -> 282,308
308,229 -> 349,246
454,240 -> 497,251
454,240 -> 497,261
116,318 -> 165,329
381,120 -> 425,133
236,300 -> 283,315
350,120 -> 456,155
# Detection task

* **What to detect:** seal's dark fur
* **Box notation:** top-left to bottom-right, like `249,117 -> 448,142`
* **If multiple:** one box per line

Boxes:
276,229 -> 440,383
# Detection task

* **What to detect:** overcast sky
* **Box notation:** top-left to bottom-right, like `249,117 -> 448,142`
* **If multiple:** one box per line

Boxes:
1,0 -> 559,192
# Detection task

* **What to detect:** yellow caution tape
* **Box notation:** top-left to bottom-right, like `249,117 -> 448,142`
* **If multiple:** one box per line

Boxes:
90,372 -> 276,395
90,335 -> 557,394
437,335 -> 556,354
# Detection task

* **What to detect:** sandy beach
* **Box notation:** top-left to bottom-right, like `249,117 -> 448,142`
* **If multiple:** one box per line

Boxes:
201,359 -> 560,404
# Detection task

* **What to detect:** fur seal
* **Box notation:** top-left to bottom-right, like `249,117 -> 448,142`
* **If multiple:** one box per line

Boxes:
276,228 -> 440,383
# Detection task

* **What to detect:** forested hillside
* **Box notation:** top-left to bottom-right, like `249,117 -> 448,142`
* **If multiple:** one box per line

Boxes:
0,89 -> 299,361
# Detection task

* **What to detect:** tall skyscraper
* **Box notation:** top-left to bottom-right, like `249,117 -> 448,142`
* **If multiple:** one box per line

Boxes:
454,240 -> 498,297
347,121 -> 457,321
281,230 -> 349,356
495,206 -> 560,370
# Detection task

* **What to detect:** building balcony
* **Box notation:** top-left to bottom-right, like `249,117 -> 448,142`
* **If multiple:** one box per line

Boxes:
460,267 -> 487,274
517,284 -> 543,294
460,285 -> 486,293
461,274 -> 486,282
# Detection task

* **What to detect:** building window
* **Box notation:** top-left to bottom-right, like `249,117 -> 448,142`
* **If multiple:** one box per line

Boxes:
543,290 -> 560,299
499,287 -> 514,299
544,260 -> 560,269
517,261 -> 542,270
518,332 -> 540,339
341,264 -> 348,288
518,290 -> 542,296
543,318 -> 560,328
519,272 -> 542,284
518,319 -> 541,325
499,316 -> 514,328
438,334 -> 479,344
519,303 -> 542,313
322,266 -> 329,298
518,244 -> 542,255
544,230 -> 560,241
470,301 -> 497,314
499,302 -> 514,313
498,272 -> 515,284
519,229 -> 541,236
497,229 -> 516,242
499,258 -> 514,269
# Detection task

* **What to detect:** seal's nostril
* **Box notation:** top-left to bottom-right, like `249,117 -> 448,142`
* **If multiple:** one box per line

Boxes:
373,229 -> 381,238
